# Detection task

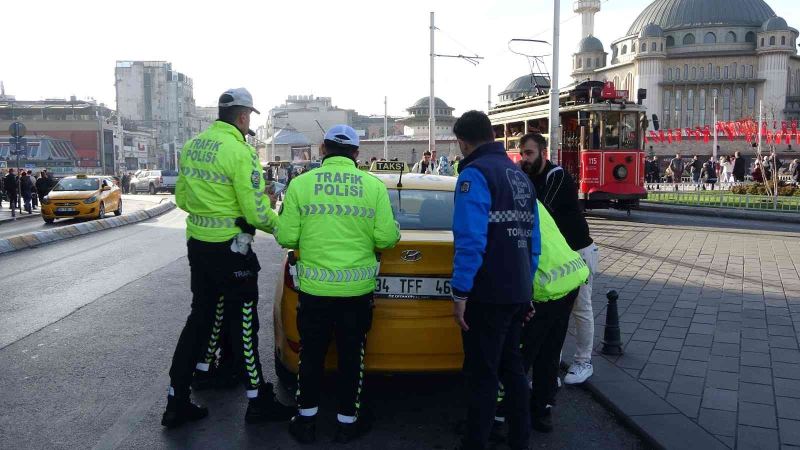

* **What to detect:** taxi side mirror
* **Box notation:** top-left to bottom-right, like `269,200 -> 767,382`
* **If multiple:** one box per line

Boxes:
102,186 -> 111,191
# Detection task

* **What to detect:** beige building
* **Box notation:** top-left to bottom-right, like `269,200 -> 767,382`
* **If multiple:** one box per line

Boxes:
571,0 -> 800,156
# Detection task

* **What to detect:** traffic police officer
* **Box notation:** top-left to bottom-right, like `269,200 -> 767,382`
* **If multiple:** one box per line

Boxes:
277,125 -> 400,444
451,111 -> 541,450
162,88 -> 294,428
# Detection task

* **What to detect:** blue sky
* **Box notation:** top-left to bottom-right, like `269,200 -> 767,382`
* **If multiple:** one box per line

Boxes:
2,0 -> 799,125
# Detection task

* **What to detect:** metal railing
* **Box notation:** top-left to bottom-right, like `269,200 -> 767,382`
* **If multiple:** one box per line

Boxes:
644,190 -> 800,212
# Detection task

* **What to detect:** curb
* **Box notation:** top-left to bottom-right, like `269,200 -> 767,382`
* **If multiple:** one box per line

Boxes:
561,334 -> 728,450
0,212 -> 41,225
639,202 -> 800,224
0,201 -> 176,255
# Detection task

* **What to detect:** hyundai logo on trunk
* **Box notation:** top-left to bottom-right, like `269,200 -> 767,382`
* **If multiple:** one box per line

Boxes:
401,250 -> 422,262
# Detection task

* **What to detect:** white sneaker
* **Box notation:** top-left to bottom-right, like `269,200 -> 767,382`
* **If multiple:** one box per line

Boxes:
563,362 -> 593,385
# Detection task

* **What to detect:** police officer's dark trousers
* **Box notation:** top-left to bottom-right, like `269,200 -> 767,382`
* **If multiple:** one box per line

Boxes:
462,302 -> 531,450
168,238 -> 265,398
296,292 -> 373,420
522,288 -> 578,416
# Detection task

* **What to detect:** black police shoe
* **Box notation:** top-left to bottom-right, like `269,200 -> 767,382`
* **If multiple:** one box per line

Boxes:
531,407 -> 553,433
192,366 -> 239,391
244,383 -> 296,424
333,414 -> 373,444
489,418 -> 506,443
161,395 -> 209,429
288,415 -> 317,444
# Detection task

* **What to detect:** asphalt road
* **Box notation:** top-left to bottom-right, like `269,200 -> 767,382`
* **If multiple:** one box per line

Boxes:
0,207 -> 658,450
0,194 -> 172,239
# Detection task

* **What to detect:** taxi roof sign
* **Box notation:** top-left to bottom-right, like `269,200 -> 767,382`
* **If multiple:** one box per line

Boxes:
370,161 -> 409,173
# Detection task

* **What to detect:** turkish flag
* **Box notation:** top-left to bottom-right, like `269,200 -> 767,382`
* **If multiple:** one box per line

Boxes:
703,126 -> 711,144
658,130 -> 666,143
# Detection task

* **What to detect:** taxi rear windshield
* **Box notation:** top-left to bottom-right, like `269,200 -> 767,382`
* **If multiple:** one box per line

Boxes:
53,178 -> 100,191
388,189 -> 453,230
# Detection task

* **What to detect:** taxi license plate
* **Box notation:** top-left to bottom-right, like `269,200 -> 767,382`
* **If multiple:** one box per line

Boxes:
375,276 -> 452,299
56,207 -> 76,213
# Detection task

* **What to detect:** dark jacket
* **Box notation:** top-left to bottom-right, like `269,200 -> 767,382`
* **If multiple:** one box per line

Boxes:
792,163 -> 800,183
35,176 -> 50,196
688,158 -> 703,174
20,175 -> 33,196
701,161 -> 718,182
733,157 -> 746,177
529,161 -> 593,251
451,142 -> 541,304
3,174 -> 17,194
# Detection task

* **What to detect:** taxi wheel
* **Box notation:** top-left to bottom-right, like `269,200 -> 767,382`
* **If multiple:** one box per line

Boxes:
97,203 -> 106,220
43,217 -> 54,224
114,199 -> 122,216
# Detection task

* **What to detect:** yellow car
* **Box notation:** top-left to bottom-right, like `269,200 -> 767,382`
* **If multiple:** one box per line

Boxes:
273,168 -> 461,386
41,175 -> 123,223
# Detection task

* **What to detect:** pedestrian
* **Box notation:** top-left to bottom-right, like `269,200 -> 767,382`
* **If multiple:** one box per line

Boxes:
450,111 -> 540,450
277,125 -> 400,444
121,172 -> 131,194
668,153 -> 684,191
719,156 -> 732,184
647,155 -> 660,189
4,168 -> 19,217
701,157 -> 718,190
732,151 -> 746,183
687,155 -> 703,189
453,155 -> 462,176
20,171 -> 33,213
35,171 -> 50,203
518,133 -> 597,386
494,200 -> 590,435
162,88 -> 294,429
411,150 -> 438,174
791,159 -> 800,185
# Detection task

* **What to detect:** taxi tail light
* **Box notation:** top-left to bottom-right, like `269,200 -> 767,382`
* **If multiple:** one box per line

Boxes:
286,339 -> 301,353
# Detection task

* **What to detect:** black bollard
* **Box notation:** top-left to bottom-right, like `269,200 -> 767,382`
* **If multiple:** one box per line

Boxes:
601,290 -> 624,355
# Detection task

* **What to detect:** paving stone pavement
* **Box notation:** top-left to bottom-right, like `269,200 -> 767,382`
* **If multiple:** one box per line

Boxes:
585,215 -> 800,449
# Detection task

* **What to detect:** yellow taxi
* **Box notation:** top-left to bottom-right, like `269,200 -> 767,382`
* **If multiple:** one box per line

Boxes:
41,175 -> 123,223
273,161 -> 461,386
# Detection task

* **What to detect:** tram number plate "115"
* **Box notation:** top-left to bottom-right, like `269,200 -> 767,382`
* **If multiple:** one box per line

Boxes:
375,277 -> 452,299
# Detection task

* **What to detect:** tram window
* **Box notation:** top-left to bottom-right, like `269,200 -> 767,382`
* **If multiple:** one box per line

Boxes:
619,113 -> 638,149
509,123 -> 524,137
603,113 -> 621,148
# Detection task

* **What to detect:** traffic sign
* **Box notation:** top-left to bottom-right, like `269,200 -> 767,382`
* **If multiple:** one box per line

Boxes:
9,136 -> 28,156
9,122 -> 26,138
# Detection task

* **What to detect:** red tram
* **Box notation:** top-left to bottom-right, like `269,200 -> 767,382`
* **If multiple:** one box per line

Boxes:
489,81 -> 648,210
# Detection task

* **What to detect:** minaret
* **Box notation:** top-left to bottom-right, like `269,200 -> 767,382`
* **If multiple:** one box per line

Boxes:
574,0 -> 602,39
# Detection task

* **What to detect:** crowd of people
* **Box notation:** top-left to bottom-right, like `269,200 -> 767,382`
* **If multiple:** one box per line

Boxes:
645,146 -> 799,190
1,168 -> 57,217
162,87 -> 596,450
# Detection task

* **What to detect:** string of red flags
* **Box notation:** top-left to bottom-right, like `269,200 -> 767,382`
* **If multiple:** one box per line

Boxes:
649,119 -> 799,145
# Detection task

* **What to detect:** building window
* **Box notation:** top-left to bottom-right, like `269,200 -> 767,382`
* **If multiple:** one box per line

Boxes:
704,32 -> 717,44
716,66 -> 721,79
652,42 -> 657,51
692,67 -> 697,79
675,90 -> 682,128
587,58 -> 592,68
687,90 -> 694,127
683,34 -> 696,45
746,31 -> 756,43
782,36 -> 786,45
576,57 -> 582,68
625,73 -> 634,100
749,65 -> 754,78
722,88 -> 731,121
732,63 -> 737,78
740,65 -> 745,78
663,91 -> 672,129
726,31 -> 737,43
666,36 -> 675,47
632,42 -> 637,52
708,63 -> 713,77
700,67 -> 705,79
614,76 -> 620,87
724,66 -> 729,79
761,37 -> 765,46
661,43 -> 664,51
596,57 -> 601,67
699,89 -> 707,123
642,41 -> 647,52
622,45 -> 628,54
684,64 -> 689,79
667,68 -> 673,80
734,88 -> 743,119
770,36 -> 776,45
